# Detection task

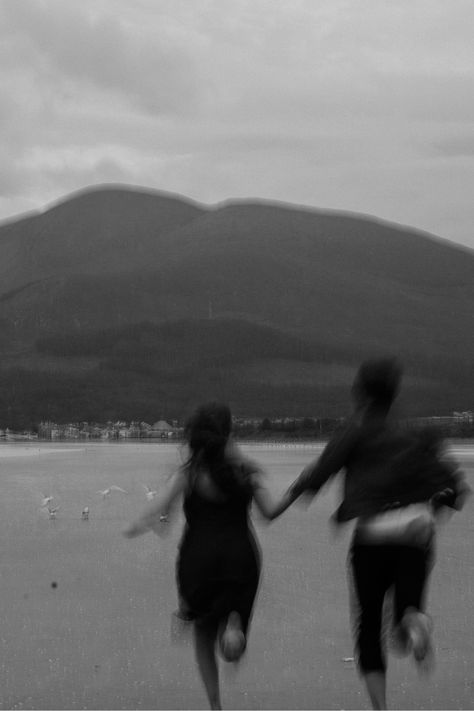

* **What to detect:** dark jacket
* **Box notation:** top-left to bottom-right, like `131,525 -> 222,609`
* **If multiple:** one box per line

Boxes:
290,417 -> 468,523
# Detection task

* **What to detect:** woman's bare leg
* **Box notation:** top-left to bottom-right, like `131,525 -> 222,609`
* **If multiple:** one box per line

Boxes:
363,671 -> 387,710
194,620 -> 222,710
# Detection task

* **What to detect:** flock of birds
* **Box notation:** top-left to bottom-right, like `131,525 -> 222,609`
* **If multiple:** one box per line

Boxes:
39,484 -> 164,520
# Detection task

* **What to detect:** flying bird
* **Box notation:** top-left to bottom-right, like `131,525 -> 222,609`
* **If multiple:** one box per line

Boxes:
96,486 -> 128,499
40,495 -> 54,508
47,506 -> 60,519
143,485 -> 158,501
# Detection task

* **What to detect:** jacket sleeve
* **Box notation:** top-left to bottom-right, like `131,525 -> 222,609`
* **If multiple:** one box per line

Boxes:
289,422 -> 358,499
431,455 -> 471,510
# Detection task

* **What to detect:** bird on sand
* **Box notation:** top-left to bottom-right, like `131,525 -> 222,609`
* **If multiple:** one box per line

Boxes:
97,486 -> 128,499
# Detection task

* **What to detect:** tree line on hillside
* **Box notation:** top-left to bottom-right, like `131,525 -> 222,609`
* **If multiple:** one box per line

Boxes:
0,363 -> 472,433
34,320 -> 474,390
0,366 -> 350,431
35,319 -> 321,365
0,321 -> 472,432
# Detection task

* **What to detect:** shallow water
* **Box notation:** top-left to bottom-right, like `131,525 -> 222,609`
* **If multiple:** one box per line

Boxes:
0,441 -> 472,709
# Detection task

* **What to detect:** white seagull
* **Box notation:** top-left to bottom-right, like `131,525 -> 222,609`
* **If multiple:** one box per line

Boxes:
143,485 -> 158,501
96,486 -> 128,499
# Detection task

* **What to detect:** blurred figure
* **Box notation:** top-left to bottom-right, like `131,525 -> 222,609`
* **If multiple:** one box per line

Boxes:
124,402 -> 282,710
280,358 -> 470,710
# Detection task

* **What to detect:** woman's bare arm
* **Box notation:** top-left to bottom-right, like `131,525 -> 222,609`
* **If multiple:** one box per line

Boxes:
254,485 -> 300,520
251,471 -> 302,521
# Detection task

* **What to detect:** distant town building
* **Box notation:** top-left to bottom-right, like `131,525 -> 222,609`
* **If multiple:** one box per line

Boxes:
453,411 -> 474,424
150,420 -> 178,438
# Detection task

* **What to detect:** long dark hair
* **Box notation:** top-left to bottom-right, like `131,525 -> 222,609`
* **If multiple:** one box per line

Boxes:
184,402 -> 251,497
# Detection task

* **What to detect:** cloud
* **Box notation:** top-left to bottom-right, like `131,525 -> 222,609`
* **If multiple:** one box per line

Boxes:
1,0 -> 201,115
431,134 -> 474,158
0,0 -> 473,248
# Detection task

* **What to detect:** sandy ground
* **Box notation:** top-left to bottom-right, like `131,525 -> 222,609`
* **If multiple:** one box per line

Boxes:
0,441 -> 473,710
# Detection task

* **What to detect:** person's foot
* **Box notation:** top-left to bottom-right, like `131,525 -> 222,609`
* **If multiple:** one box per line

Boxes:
219,611 -> 246,662
402,608 -> 435,674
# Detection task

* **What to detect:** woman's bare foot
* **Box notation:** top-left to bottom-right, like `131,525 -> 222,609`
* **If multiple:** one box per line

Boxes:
402,608 -> 435,674
219,612 -> 246,662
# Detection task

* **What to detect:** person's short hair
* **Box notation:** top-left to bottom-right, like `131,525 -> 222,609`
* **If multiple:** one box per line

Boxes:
353,357 -> 402,408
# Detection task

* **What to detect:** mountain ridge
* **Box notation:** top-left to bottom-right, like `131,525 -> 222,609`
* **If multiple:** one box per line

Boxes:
0,184 -> 473,424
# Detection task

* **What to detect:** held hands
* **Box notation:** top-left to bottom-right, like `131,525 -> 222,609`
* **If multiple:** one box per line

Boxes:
268,483 -> 314,519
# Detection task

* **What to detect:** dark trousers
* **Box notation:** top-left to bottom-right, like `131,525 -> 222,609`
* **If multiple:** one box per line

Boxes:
350,542 -> 433,673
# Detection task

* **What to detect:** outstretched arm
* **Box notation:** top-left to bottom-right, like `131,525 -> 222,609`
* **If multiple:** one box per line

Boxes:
252,476 -> 297,521
267,425 -> 358,517
250,466 -> 314,521
123,468 -> 186,538
301,423 -> 359,493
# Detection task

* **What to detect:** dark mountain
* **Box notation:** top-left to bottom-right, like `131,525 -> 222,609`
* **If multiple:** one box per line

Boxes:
0,186 -> 205,291
0,184 -> 473,424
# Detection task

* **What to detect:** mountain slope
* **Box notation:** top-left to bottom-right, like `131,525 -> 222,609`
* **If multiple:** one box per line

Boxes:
1,318 -> 470,426
0,185 -> 207,291
0,185 -> 473,422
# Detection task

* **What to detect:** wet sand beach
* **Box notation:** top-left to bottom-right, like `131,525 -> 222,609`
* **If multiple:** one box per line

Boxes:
0,441 -> 472,709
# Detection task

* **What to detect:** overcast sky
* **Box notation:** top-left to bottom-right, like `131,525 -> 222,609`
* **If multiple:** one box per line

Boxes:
1,0 -> 473,248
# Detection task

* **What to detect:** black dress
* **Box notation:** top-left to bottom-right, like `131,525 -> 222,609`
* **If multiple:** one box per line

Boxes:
176,461 -> 261,634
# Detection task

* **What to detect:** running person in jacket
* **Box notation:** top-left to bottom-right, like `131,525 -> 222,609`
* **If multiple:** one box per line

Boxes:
283,358 -> 469,710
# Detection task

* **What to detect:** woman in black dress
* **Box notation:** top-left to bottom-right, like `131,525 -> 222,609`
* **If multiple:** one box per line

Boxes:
125,402 -> 283,710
